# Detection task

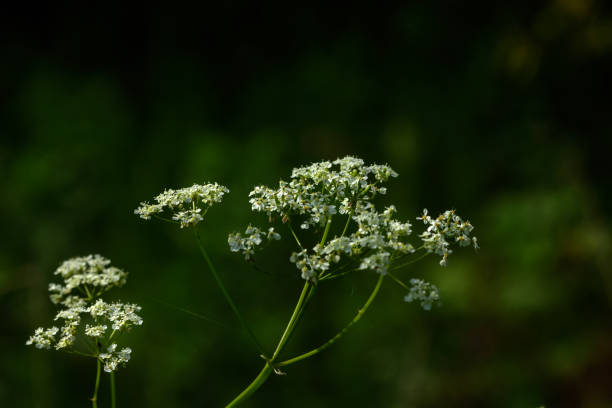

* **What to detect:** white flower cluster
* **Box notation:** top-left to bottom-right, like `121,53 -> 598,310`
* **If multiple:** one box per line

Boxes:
404,279 -> 440,311
134,183 -> 229,228
231,157 -> 415,281
287,203 -> 415,280
26,327 -> 59,349
417,209 -> 478,266
99,344 -> 132,373
231,156 -> 478,313
248,156 -> 397,230
87,299 -> 143,330
228,226 -> 281,260
26,255 -> 141,372
49,255 -> 127,304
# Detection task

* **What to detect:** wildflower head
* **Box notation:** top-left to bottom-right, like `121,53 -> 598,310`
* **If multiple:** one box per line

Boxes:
26,255 -> 142,373
134,183 -> 229,228
417,209 -> 478,266
228,156 -> 478,312
228,226 -> 281,261
404,279 -> 440,311
230,156 -> 413,282
248,156 -> 397,229
49,254 -> 127,305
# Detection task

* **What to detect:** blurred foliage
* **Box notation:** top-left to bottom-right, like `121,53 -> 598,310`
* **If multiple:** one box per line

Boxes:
1,1 -> 612,407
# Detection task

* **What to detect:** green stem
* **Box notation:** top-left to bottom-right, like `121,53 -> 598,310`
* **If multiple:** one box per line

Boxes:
387,272 -> 410,291
390,250 -> 429,271
279,274 -> 384,367
225,364 -> 273,408
153,214 -> 179,225
287,222 -> 304,249
194,229 -> 264,355
319,268 -> 359,281
226,281 -> 314,407
84,285 -> 93,301
320,219 -> 332,246
340,206 -> 355,237
91,358 -> 101,408
110,371 -> 116,408
271,281 -> 313,359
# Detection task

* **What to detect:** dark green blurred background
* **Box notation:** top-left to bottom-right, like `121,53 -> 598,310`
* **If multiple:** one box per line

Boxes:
2,1 -> 612,407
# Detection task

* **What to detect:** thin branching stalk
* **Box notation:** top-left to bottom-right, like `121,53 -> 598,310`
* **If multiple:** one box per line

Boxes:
194,228 -> 264,355
91,359 -> 101,408
279,274 -> 384,367
226,281 -> 314,407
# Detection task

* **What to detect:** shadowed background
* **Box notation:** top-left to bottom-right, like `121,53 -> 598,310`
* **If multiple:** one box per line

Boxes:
1,1 -> 612,407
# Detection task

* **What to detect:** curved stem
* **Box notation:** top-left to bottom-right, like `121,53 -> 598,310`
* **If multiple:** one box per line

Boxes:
271,281 -> 313,360
194,228 -> 264,355
226,281 -> 314,407
279,274 -> 384,367
110,371 -> 116,408
225,364 -> 273,408
91,358 -> 101,408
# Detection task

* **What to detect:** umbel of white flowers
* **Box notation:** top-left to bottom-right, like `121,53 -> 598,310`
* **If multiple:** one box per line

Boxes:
228,156 -> 478,310
134,183 -> 229,228
26,255 -> 142,373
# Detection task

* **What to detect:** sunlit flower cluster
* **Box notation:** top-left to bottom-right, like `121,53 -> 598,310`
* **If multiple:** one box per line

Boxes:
417,209 -> 478,266
248,156 -> 397,230
49,254 -> 127,305
99,343 -> 132,373
228,226 -> 281,260
134,183 -> 229,228
26,327 -> 59,349
26,255 -> 141,372
230,156 -> 478,310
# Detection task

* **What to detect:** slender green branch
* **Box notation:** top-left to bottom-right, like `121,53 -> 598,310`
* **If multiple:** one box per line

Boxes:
66,349 -> 97,358
390,250 -> 429,271
320,219 -> 332,246
148,296 -> 237,331
84,285 -> 93,301
91,358 -> 101,408
226,281 -> 314,407
319,268 -> 359,281
271,281 -> 313,360
387,272 -> 410,291
108,329 -> 118,342
340,206 -> 355,237
225,364 -> 273,408
194,228 -> 264,355
287,222 -> 304,250
279,274 -> 384,367
153,214 -> 179,225
110,371 -> 116,408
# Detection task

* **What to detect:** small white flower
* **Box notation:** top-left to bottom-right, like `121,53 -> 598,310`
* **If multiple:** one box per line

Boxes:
135,183 -> 229,228
85,324 -> 107,337
228,226 -> 281,261
417,210 -> 477,266
404,279 -> 440,311
26,327 -> 59,349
